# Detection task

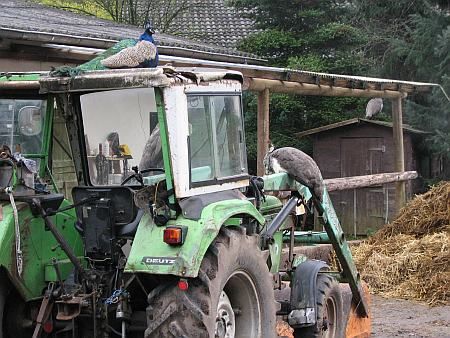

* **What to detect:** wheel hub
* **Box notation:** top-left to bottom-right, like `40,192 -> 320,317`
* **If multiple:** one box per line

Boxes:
322,297 -> 337,337
215,291 -> 235,338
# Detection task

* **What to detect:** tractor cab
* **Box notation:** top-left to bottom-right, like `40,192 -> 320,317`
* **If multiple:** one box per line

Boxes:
38,67 -> 258,274
41,68 -> 248,195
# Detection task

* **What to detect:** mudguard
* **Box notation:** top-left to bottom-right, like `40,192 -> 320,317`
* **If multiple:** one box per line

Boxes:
288,259 -> 329,327
124,199 -> 265,277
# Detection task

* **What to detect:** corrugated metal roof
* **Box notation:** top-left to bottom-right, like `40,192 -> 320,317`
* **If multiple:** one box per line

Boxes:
296,118 -> 429,137
157,55 -> 438,93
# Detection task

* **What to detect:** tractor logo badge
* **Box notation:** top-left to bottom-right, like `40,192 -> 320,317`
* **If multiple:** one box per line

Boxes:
142,257 -> 176,265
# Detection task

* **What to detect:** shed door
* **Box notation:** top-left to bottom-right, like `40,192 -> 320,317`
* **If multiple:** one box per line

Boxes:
338,137 -> 386,235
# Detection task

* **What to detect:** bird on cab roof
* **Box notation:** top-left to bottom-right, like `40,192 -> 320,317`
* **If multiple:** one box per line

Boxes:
100,22 -> 158,69
50,21 -> 158,77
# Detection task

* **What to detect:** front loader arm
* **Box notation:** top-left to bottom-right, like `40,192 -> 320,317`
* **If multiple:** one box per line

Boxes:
262,172 -> 369,317
319,189 -> 370,317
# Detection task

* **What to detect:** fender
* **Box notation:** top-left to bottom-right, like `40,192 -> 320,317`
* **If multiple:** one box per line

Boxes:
288,259 -> 329,327
125,199 -> 265,277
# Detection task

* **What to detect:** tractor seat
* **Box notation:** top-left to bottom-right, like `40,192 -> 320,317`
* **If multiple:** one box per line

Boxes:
72,186 -> 142,238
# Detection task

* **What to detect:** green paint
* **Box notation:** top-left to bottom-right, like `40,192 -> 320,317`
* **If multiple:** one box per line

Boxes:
0,200 -> 83,300
319,188 -> 369,315
259,195 -> 282,214
269,231 -> 283,273
263,172 -> 312,200
39,96 -> 54,178
155,88 -> 175,209
0,73 -> 41,82
283,231 -> 331,244
125,199 -> 265,277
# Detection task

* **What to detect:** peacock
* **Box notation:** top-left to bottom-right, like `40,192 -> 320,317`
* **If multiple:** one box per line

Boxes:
50,23 -> 158,77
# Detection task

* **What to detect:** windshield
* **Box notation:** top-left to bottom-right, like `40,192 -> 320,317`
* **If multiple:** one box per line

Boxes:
80,88 -> 158,186
188,94 -> 247,184
0,99 -> 47,156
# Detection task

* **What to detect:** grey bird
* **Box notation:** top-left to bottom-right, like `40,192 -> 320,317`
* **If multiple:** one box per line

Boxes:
264,146 -> 324,203
139,126 -> 163,171
365,98 -> 383,119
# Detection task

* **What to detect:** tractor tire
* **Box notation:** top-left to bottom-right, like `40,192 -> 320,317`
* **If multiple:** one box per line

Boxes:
145,227 -> 277,338
294,274 -> 344,338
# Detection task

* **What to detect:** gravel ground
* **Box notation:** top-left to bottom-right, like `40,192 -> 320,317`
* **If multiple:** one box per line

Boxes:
372,295 -> 450,338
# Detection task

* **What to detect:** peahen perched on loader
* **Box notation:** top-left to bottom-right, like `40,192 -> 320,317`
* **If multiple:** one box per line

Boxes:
50,23 -> 158,77
264,145 -> 324,203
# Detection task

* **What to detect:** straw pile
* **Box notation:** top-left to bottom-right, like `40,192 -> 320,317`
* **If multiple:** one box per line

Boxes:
353,181 -> 450,306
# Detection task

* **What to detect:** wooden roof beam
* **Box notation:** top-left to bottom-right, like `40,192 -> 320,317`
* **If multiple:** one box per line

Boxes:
245,78 -> 408,99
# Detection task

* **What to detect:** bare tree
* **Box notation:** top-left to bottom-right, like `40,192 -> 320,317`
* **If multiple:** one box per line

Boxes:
44,0 -> 193,32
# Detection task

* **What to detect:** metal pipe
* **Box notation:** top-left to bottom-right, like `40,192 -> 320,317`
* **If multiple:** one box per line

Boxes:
0,81 -> 40,89
33,198 -> 86,277
263,196 -> 298,239
283,231 -> 331,244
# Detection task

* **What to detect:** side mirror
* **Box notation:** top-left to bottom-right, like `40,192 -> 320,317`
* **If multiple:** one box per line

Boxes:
18,106 -> 42,136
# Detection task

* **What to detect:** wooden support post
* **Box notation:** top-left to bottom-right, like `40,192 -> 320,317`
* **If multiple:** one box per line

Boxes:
257,88 -> 270,176
392,97 -> 406,212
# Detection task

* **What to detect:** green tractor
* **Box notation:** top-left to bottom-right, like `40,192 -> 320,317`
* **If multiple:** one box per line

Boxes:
0,68 -> 370,337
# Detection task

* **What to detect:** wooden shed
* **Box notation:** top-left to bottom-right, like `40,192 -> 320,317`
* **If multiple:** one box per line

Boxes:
297,118 -> 428,236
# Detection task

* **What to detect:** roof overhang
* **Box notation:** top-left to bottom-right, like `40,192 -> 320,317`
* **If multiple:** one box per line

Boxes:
156,56 -> 438,98
1,46 -> 438,98
0,27 -> 266,65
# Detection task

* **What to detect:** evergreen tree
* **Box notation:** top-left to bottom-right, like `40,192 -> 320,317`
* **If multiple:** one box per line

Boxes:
351,0 -> 450,161
229,0 -> 370,166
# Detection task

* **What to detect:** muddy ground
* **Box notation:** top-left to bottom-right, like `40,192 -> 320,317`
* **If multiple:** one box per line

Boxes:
371,295 -> 450,338
277,294 -> 450,337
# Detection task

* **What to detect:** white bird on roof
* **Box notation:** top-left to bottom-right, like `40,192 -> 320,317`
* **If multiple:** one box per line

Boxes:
264,146 -> 324,203
365,98 -> 383,119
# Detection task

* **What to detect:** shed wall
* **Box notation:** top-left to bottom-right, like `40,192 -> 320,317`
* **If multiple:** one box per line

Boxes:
312,123 -> 419,235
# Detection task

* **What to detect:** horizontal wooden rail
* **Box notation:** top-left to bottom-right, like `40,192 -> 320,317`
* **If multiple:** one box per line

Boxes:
324,171 -> 418,192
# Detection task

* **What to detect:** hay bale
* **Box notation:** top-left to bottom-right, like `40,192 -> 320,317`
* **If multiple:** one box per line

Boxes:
353,182 -> 450,306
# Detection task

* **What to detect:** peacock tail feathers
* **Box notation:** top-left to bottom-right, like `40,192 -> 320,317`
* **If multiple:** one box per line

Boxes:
100,40 -> 157,69
50,39 -> 137,77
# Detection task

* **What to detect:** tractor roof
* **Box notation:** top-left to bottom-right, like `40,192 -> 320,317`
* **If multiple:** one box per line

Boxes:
39,67 -> 244,94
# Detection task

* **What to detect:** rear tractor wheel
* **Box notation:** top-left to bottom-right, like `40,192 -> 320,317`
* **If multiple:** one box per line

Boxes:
145,227 -> 277,338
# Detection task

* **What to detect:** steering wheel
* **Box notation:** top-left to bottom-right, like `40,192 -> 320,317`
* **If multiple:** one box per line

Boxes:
121,166 -> 165,186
